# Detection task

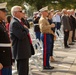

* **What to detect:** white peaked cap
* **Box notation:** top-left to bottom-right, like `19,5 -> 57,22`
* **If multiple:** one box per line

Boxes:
39,6 -> 48,12
33,11 -> 39,15
0,2 -> 7,9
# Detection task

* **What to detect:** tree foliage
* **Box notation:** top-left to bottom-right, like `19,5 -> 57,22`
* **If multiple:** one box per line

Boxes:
25,0 -> 76,10
0,0 -> 76,11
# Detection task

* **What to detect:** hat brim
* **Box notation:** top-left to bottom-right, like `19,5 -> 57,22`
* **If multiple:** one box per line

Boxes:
39,10 -> 48,12
0,8 -> 8,12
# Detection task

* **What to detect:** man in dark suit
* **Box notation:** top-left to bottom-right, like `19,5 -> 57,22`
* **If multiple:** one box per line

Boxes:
33,12 -> 41,40
70,9 -> 76,42
10,6 -> 33,75
67,10 -> 74,45
0,2 -> 12,75
61,9 -> 71,48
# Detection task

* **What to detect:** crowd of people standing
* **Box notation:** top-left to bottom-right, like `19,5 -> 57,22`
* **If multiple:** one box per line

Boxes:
0,2 -> 76,75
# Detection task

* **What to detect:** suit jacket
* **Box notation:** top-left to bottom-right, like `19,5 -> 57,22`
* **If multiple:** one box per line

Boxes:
21,18 -> 30,28
70,15 -> 76,29
61,15 -> 71,31
21,18 -> 35,55
0,20 -> 12,67
69,16 -> 73,30
9,17 -> 32,60
33,17 -> 40,32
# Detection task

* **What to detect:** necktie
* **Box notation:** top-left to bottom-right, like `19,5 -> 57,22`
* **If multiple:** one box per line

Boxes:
20,21 -> 32,44
20,21 -> 24,26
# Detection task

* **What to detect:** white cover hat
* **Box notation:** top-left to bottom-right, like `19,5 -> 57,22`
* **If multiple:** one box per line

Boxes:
39,6 -> 48,12
0,2 -> 7,10
33,11 -> 39,15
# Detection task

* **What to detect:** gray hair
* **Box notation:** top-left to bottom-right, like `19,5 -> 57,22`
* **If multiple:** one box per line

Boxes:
11,6 -> 22,17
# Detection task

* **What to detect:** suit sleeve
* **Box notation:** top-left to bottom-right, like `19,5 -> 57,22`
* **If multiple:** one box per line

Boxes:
61,16 -> 68,30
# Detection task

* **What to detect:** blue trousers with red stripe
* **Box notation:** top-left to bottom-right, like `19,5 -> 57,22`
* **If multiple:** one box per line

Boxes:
50,34 -> 54,56
40,33 -> 52,67
0,67 -> 12,75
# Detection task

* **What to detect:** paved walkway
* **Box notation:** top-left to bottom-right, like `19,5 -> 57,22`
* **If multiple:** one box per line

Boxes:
13,41 -> 76,75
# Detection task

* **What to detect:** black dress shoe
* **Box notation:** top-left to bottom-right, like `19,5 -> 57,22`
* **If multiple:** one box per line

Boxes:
43,66 -> 54,70
69,43 -> 74,45
72,40 -> 76,42
65,46 -> 70,48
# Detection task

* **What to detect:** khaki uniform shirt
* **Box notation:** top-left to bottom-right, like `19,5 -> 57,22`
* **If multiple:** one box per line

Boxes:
39,16 -> 53,34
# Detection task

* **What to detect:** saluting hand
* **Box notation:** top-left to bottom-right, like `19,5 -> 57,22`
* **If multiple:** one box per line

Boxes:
0,63 -> 3,70
24,25 -> 28,29
50,23 -> 55,28
65,29 -> 68,32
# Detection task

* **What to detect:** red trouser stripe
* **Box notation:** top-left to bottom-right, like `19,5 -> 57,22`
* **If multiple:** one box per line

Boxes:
43,34 -> 47,66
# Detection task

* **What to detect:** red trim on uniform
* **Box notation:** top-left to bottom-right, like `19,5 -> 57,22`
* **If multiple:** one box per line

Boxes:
43,34 -> 47,66
0,70 -> 2,75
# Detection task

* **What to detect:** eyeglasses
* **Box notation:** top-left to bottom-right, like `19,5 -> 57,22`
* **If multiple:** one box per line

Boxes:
15,11 -> 22,13
18,11 -> 22,13
17,11 -> 22,13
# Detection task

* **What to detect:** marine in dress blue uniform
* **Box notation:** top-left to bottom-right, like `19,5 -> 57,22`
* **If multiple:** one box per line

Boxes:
0,2 -> 12,75
39,6 -> 56,70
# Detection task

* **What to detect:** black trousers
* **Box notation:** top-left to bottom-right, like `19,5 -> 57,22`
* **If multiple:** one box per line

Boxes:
72,29 -> 75,42
17,59 -> 29,75
64,31 -> 69,47
50,34 -> 54,56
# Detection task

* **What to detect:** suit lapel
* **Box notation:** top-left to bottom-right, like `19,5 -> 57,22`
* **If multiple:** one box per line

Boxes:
13,17 -> 24,29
